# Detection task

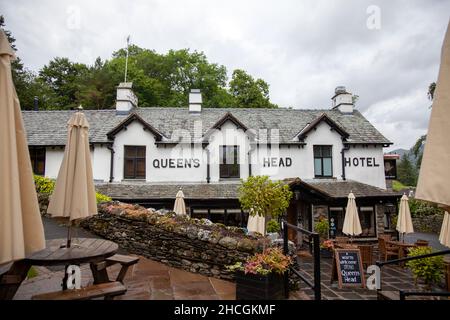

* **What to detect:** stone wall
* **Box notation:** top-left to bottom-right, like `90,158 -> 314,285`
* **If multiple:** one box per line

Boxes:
37,193 -> 49,216
412,214 -> 444,234
80,202 -> 297,282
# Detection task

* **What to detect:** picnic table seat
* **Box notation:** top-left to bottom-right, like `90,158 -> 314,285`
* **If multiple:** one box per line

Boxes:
31,281 -> 126,300
91,254 -> 139,284
377,290 -> 400,300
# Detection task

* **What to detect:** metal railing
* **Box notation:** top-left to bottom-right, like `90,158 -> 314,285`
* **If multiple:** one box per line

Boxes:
282,220 -> 321,300
376,248 -> 450,300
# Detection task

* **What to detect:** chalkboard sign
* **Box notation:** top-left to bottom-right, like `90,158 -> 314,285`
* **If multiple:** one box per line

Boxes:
332,249 -> 365,288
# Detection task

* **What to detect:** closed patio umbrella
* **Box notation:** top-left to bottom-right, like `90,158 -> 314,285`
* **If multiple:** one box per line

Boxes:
342,192 -> 362,239
247,208 -> 266,235
415,21 -> 450,248
396,194 -> 414,242
173,189 -> 187,215
47,109 -> 97,248
0,30 -> 45,264
439,212 -> 450,247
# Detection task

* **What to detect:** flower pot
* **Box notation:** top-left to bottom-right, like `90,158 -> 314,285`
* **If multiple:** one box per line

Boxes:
235,270 -> 285,300
320,248 -> 333,258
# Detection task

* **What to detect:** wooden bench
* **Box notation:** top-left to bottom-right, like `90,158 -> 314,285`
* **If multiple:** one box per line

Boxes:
91,254 -> 139,284
31,281 -> 126,300
377,290 -> 400,300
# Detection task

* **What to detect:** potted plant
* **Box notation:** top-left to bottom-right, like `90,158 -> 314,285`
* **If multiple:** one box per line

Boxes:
406,247 -> 445,291
314,218 -> 332,257
320,239 -> 334,258
227,247 -> 292,300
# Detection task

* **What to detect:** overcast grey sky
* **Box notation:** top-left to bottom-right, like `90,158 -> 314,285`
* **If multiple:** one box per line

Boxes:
2,0 -> 449,150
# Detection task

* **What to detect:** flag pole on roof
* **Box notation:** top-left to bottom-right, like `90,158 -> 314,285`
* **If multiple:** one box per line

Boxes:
124,35 -> 130,82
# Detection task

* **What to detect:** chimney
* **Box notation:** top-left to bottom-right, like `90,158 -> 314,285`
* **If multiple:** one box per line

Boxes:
189,89 -> 202,113
33,96 -> 39,111
116,82 -> 138,115
331,86 -> 353,114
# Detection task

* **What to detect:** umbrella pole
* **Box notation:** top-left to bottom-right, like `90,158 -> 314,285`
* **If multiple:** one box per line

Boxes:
66,221 -> 72,248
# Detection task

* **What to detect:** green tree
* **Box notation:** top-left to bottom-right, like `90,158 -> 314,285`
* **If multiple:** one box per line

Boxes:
39,57 -> 89,109
397,154 -> 417,186
76,57 -> 118,109
229,69 -> 277,108
238,176 -> 292,234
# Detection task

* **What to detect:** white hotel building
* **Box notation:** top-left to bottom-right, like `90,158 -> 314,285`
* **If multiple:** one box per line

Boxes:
23,83 -> 401,241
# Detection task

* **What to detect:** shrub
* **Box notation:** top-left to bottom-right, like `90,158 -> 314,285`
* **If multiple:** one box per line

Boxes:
314,218 -> 329,239
34,175 -> 112,204
96,193 -> 112,203
34,175 -> 55,194
406,247 -> 444,289
267,219 -> 281,233
392,180 -> 408,192
409,199 -> 444,218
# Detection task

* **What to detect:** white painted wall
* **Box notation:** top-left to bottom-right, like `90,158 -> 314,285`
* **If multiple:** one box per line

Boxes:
149,144 -> 206,182
92,145 -> 111,182
112,121 -> 206,182
40,118 -> 388,189
344,145 -> 386,189
44,146 -> 100,181
44,147 -> 65,179
251,144 -> 309,180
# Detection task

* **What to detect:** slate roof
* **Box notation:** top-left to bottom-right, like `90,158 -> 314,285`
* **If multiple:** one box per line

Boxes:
286,178 -> 402,199
22,107 -> 392,146
95,182 -> 241,200
96,179 -> 401,201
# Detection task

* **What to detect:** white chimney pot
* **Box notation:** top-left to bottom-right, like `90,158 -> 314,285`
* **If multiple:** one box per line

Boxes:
189,89 -> 202,113
332,86 -> 353,113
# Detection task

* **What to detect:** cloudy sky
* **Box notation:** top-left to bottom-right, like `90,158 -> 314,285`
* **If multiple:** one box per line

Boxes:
3,0 -> 449,150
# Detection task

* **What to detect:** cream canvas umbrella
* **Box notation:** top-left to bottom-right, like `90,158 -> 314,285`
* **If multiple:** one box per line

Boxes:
396,194 -> 414,242
342,192 -> 362,239
47,109 -> 97,248
0,30 -> 45,264
415,21 -> 450,247
247,209 -> 266,235
173,189 -> 187,215
439,212 -> 450,247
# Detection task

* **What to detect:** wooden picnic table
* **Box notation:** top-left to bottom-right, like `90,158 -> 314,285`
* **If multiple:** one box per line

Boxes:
0,238 -> 118,300
386,240 -> 417,266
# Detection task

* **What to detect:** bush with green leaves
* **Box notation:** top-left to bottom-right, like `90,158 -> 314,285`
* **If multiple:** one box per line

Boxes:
266,219 -> 281,233
34,175 -> 112,204
314,218 -> 329,239
406,246 -> 444,289
239,175 -> 292,221
408,198 -> 444,218
34,175 -> 55,194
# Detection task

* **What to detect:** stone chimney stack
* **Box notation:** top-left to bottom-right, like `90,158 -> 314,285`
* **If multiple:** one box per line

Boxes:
189,89 -> 202,113
331,86 -> 353,114
116,82 -> 138,114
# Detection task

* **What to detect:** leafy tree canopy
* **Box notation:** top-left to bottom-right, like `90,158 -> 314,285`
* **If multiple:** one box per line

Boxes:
238,175 -> 292,221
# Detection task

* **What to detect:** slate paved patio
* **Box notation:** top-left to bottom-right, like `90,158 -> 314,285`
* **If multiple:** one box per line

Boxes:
291,249 -> 448,300
11,217 -> 447,300
14,256 -> 236,300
